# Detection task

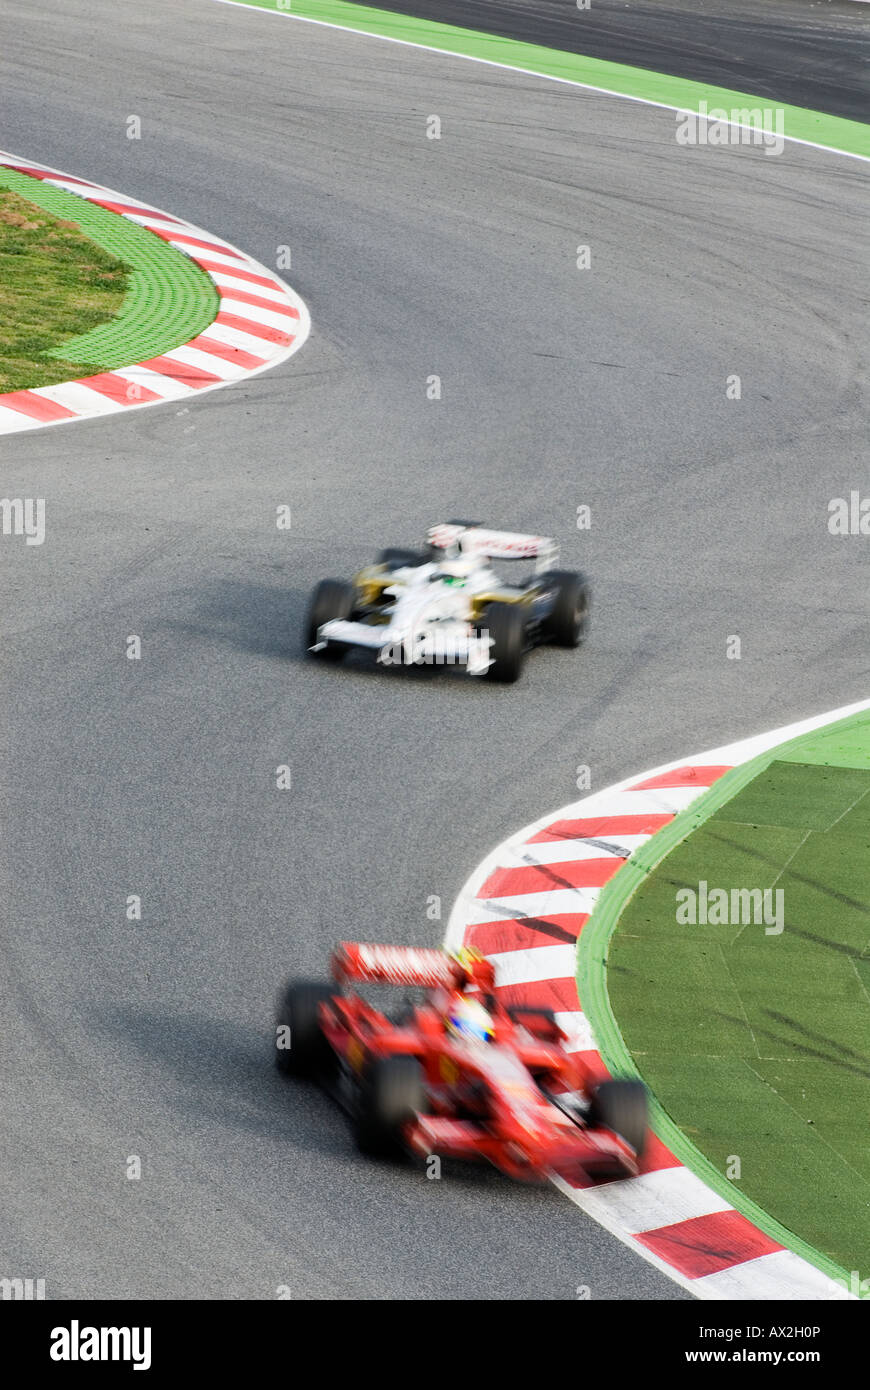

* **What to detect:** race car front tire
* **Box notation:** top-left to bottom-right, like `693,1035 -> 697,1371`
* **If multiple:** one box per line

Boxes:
304,578 -> 355,659
480,602 -> 525,683
587,1079 -> 647,1157
542,570 -> 591,647
274,981 -> 338,1078
354,1055 -> 424,1158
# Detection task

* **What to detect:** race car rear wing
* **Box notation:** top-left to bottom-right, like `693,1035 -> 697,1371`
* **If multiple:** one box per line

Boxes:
426,524 -> 558,572
332,941 -> 460,989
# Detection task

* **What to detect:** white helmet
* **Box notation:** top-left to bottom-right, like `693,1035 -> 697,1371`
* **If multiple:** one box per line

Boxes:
439,557 -> 477,583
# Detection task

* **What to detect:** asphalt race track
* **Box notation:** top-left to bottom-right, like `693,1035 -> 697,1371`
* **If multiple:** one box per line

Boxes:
346,0 -> 870,123
0,0 -> 867,1299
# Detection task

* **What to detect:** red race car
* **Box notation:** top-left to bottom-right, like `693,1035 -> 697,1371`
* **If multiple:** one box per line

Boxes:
274,942 -> 647,1182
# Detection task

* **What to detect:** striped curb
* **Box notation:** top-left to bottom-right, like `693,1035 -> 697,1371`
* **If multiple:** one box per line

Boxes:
446,700 -> 870,1299
0,152 -> 311,434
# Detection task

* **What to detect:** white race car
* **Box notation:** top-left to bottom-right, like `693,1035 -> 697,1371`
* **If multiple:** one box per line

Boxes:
304,523 -> 591,683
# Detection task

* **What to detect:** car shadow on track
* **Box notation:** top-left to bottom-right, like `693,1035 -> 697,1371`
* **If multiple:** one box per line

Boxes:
165,580 -> 310,664
96,1002 -> 355,1155
96,1003 -> 572,1193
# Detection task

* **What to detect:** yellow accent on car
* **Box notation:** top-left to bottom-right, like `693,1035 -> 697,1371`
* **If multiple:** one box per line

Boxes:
469,590 -> 534,622
440,1056 -> 460,1083
352,565 -> 394,608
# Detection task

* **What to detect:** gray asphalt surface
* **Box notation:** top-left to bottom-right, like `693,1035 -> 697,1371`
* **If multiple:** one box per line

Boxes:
347,0 -> 870,123
0,0 -> 868,1300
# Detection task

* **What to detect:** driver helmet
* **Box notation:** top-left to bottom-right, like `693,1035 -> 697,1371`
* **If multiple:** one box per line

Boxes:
438,556 -> 477,585
447,995 -> 495,1044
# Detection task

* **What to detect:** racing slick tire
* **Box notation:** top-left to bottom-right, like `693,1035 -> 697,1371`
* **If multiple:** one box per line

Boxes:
354,1055 -> 424,1158
274,981 -> 338,1078
480,602 -> 525,683
587,1079 -> 648,1157
542,570 -> 591,647
305,579 -> 355,660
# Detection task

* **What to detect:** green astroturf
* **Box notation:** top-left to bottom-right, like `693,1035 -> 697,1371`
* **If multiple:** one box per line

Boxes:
0,166 -> 218,381
605,714 -> 870,1279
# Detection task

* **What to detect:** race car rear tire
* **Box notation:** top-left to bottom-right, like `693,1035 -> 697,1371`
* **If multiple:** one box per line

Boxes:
274,981 -> 338,1078
480,602 -> 525,683
587,1079 -> 647,1157
354,1055 -> 424,1158
543,570 -> 591,647
304,578 -> 355,660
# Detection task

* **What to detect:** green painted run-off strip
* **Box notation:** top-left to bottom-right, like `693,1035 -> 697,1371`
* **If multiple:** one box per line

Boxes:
0,167 -> 219,369
577,708 -> 870,1290
222,0 -> 870,160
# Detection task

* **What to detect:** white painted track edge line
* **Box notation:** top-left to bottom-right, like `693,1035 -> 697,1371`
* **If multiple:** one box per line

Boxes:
209,0 -> 870,164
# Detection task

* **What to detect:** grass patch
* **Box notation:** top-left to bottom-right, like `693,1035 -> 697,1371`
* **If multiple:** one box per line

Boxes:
0,187 -> 131,392
609,757 -> 870,1276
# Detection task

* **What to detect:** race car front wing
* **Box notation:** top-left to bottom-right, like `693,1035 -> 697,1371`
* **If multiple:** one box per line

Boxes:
313,618 -> 494,675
